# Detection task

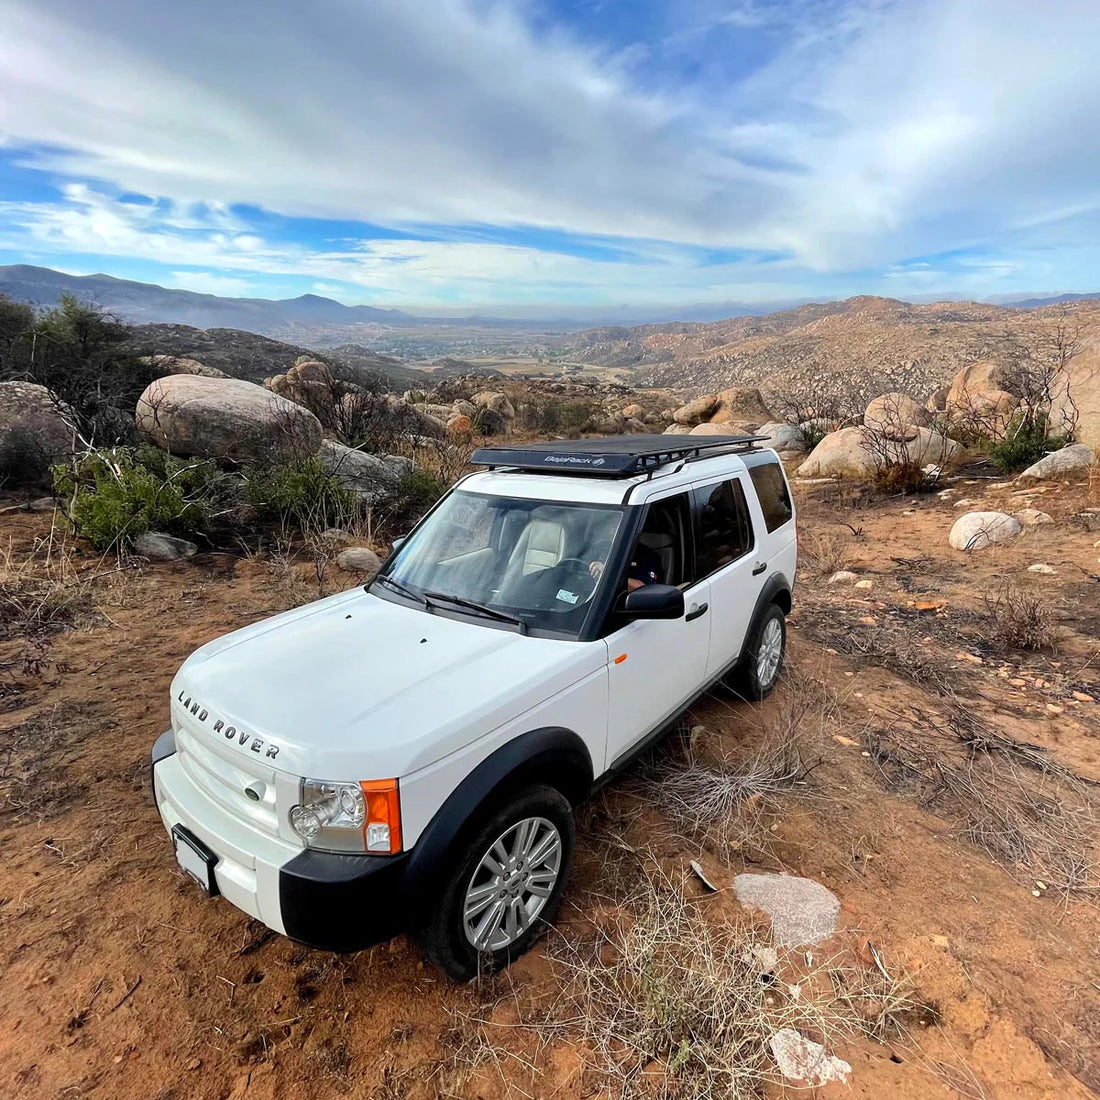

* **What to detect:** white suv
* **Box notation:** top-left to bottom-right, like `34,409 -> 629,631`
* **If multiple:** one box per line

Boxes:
151,435 -> 797,979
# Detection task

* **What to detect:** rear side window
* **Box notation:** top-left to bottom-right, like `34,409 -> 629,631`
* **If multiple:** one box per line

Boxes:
748,461 -> 793,533
693,479 -> 754,578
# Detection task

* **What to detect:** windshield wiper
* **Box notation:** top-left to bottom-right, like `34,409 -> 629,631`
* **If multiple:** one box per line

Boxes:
423,591 -> 527,633
371,573 -> 427,606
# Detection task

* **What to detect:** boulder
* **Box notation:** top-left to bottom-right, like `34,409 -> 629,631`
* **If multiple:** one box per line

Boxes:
446,413 -> 473,436
709,386 -> 773,425
689,421 -> 742,436
335,547 -> 382,576
142,354 -> 228,379
340,393 -> 446,440
672,394 -> 719,425
946,359 -> 1018,413
927,386 -> 950,413
623,417 -> 647,434
797,426 -> 963,479
949,511 -> 1023,551
416,402 -> 456,422
317,439 -> 411,504
1049,344 -> 1100,450
288,359 -> 332,385
452,399 -> 477,418
663,423 -> 693,435
863,392 -> 931,433
622,403 -> 645,419
1016,443 -> 1096,483
132,532 -> 198,562
471,391 -> 515,420
757,421 -> 807,453
136,375 -> 322,464
265,373 -> 291,397
0,381 -> 76,463
1014,508 -> 1053,527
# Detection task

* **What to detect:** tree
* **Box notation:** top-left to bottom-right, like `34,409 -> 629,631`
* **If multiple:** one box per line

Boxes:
27,295 -> 154,444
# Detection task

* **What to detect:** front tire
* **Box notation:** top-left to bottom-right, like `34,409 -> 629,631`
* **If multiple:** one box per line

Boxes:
416,785 -> 575,981
727,602 -> 786,701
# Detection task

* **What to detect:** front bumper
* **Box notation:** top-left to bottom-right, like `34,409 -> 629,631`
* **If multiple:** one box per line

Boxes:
151,732 -> 411,952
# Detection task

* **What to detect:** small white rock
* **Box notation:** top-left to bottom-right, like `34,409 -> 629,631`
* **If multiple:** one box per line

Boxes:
769,1028 -> 852,1086
854,579 -> 874,590
826,570 -> 858,586
1027,563 -> 1056,575
1014,508 -> 1053,527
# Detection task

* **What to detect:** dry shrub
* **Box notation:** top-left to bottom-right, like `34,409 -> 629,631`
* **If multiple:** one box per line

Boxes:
865,705 -> 1098,892
448,865 -> 929,1100
0,534 -> 96,641
980,581 -> 1057,653
631,672 -> 831,856
799,528 -> 850,578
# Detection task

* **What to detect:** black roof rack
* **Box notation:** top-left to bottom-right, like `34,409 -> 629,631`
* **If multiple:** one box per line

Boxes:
471,433 -> 768,478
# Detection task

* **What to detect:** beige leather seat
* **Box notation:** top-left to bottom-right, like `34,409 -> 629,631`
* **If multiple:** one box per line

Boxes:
509,517 -> 567,576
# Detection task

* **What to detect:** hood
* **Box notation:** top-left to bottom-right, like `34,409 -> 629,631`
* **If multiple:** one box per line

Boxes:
171,588 -> 602,780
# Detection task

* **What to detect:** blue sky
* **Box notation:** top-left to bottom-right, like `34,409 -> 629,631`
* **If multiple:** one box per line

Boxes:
1,0 -> 1099,317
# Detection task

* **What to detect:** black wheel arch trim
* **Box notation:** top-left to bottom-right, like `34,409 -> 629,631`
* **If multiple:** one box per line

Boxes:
401,726 -> 594,910
750,571 -> 792,626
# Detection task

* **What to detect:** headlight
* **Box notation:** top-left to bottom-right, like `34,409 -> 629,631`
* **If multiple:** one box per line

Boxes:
289,778 -> 402,854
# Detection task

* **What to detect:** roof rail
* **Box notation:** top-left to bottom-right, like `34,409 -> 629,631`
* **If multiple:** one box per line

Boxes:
471,433 -> 768,479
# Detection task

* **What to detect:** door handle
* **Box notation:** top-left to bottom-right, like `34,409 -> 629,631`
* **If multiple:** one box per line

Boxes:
686,602 -> 709,622
752,561 -> 767,576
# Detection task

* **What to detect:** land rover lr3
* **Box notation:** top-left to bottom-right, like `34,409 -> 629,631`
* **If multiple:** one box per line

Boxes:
151,434 -> 797,979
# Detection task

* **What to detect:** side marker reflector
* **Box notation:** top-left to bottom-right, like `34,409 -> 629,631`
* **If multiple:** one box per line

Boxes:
614,654 -> 628,665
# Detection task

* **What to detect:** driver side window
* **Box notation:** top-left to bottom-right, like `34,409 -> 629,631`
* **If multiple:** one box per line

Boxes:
624,492 -> 694,591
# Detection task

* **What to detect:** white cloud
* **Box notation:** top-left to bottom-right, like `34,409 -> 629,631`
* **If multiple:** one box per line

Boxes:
0,0 -> 1098,297
165,271 -> 255,296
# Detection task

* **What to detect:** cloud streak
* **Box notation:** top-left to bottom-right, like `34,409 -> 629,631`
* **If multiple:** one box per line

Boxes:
0,0 -> 1099,307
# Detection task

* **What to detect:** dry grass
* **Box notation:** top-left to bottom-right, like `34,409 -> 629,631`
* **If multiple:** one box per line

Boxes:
980,581 -> 1058,653
799,528 -> 851,578
447,865 -> 930,1100
0,532 -> 98,641
865,704 -> 1098,893
628,672 -> 833,856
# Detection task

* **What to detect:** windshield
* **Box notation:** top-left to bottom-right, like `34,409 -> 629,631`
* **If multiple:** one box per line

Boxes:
380,490 -> 625,636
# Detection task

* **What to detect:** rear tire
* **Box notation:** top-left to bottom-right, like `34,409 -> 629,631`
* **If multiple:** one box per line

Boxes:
415,785 -> 575,981
726,602 -> 786,701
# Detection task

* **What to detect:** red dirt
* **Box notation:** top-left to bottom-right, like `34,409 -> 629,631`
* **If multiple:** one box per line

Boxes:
1,475 -> 1098,1099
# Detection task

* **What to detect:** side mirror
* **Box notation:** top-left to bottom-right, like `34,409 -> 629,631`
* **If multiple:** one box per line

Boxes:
620,584 -> 685,620
391,536 -> 406,551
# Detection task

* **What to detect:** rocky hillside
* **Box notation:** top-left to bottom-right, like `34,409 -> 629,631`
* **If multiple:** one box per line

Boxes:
129,325 -> 427,389
557,296 -> 1100,405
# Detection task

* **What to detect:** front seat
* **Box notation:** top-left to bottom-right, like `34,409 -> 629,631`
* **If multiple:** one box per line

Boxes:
507,517 -> 567,578
638,531 -> 675,585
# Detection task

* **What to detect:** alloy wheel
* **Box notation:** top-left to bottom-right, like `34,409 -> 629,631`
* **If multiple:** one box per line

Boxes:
462,816 -> 562,952
757,616 -> 783,687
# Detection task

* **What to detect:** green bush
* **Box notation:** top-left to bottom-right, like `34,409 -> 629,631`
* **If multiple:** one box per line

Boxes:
391,467 -> 446,527
988,414 -> 1067,473
52,448 -> 225,550
244,457 -> 356,532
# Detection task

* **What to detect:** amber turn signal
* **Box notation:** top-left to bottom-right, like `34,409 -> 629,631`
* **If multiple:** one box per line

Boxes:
359,778 -> 402,854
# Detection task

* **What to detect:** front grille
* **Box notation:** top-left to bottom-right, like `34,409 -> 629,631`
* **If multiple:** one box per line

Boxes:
175,723 -> 281,840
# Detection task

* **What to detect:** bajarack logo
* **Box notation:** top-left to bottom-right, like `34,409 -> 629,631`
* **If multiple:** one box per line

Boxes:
543,454 -> 607,466
176,691 -> 280,760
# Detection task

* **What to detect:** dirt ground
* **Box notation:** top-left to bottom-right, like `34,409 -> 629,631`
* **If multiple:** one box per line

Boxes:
1,469 -> 1098,1099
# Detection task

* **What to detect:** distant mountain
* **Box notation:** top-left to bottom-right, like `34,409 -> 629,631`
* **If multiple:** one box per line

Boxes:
128,324 -> 429,389
553,294 -> 1100,402
0,264 -> 416,334
1006,292 -> 1100,309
